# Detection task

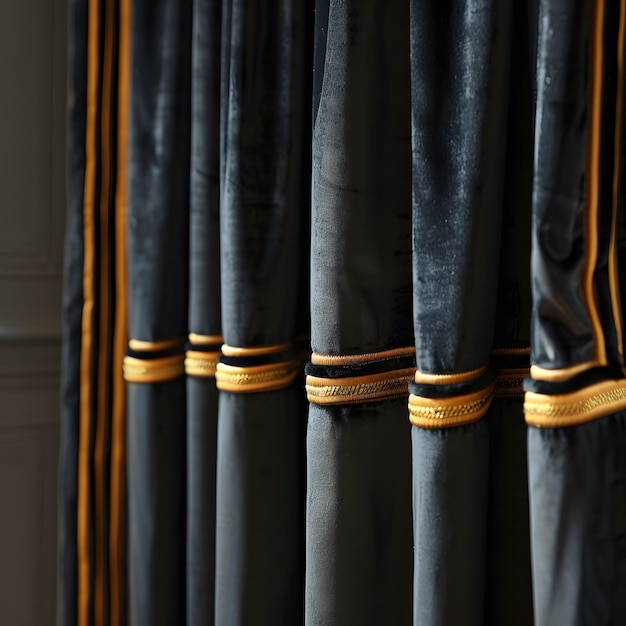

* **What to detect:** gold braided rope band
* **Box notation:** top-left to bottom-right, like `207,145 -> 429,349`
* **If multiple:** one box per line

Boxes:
188,333 -> 223,346
524,379 -> 626,427
413,364 -> 489,385
408,383 -> 495,429
185,350 -> 220,378
221,343 -> 292,357
529,362 -> 598,382
127,337 -> 185,352
311,346 -> 415,366
215,360 -> 300,393
185,334 -> 223,378
306,368 -> 415,405
494,368 -> 528,398
123,354 -> 184,383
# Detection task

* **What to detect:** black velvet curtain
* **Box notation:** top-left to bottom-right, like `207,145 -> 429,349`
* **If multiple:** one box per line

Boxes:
59,0 -> 626,625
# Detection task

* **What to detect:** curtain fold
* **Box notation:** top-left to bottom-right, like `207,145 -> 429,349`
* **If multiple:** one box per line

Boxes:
526,1 -> 626,624
305,1 -> 414,623
58,0 -> 626,624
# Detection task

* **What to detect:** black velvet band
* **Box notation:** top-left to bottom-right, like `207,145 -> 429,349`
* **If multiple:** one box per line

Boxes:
305,354 -> 415,380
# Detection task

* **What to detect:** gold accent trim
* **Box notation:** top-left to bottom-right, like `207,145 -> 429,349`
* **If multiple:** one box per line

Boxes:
524,379 -> 626,427
414,364 -> 488,385
585,0 -> 608,365
530,362 -> 597,382
128,337 -> 185,352
306,368 -> 414,405
185,351 -> 220,378
221,343 -> 292,357
78,0 -> 99,621
123,355 -> 185,383
188,333 -> 223,346
494,368 -> 528,398
408,384 -> 495,429
311,346 -> 414,366
216,360 -> 300,393
491,347 -> 531,357
610,0 -> 626,368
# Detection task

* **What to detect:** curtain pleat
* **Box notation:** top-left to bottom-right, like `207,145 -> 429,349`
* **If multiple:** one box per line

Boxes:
408,2 -> 520,623
526,2 -> 626,624
214,0 -> 310,624
59,0 -> 626,624
125,0 -> 192,623
186,2 -> 222,625
305,2 -> 413,625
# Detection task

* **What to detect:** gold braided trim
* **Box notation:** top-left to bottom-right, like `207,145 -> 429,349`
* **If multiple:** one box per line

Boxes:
491,347 -> 531,357
215,360 -> 300,393
188,333 -> 223,346
524,379 -> 626,427
128,337 -> 185,352
494,367 -> 528,398
311,346 -> 414,366
306,368 -> 414,405
414,364 -> 488,385
185,350 -> 220,378
530,361 -> 598,382
408,384 -> 495,429
221,343 -> 292,357
123,355 -> 184,383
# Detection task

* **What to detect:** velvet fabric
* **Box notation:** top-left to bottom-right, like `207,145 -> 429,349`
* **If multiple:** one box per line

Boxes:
58,1 -> 626,625
306,2 -> 414,622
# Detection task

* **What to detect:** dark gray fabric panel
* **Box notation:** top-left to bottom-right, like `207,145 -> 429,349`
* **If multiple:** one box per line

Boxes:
58,1 -> 88,623
128,0 -> 192,341
215,389 -> 305,626
528,414 -> 626,626
412,419 -> 489,626
484,399 -> 533,626
306,401 -> 413,626
310,0 -> 413,355
219,0 -> 310,347
127,380 -> 187,626
189,0 -> 221,337
409,0 -> 513,374
186,379 -> 218,625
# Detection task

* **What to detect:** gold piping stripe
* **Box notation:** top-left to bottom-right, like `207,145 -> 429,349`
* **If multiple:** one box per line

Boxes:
524,379 -> 626,427
123,355 -> 185,383
609,0 -> 626,369
491,347 -> 531,357
306,368 -> 414,405
494,368 -> 528,398
408,384 -> 495,429
188,333 -> 223,346
311,346 -> 415,366
216,359 -> 300,393
110,0 -> 130,621
414,364 -> 488,385
185,351 -> 220,378
221,343 -> 292,357
585,0 -> 608,365
530,362 -> 598,382
128,337 -> 185,352
78,0 -> 99,621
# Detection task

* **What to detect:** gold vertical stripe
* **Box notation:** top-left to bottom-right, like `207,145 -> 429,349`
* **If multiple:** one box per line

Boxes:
78,0 -> 100,623
110,0 -> 130,622
94,0 -> 115,619
610,0 -> 626,369
586,0 -> 608,365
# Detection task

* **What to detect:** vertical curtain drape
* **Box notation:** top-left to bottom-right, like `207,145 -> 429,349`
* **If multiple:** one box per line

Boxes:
58,0 -> 626,625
